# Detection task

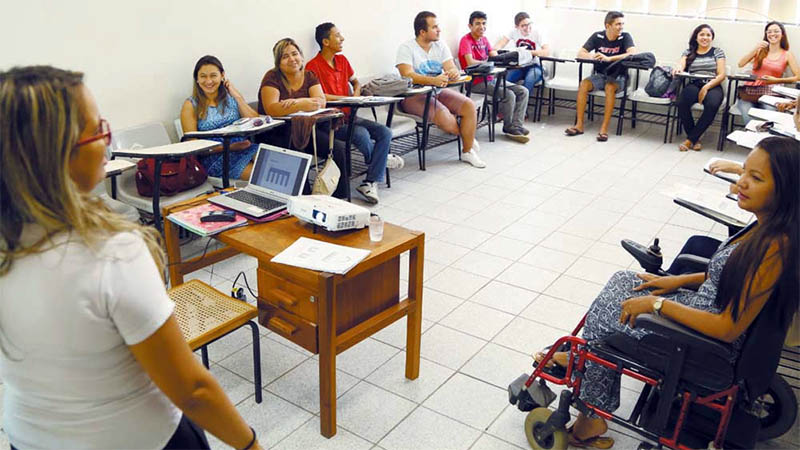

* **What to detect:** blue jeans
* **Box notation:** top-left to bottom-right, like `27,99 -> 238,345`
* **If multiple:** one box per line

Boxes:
506,64 -> 543,93
334,117 -> 392,183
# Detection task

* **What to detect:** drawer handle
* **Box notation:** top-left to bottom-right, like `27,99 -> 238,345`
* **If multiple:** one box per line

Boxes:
268,317 -> 297,336
269,289 -> 297,308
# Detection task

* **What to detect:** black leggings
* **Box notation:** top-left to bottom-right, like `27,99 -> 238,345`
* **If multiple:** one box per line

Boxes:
677,81 -> 724,144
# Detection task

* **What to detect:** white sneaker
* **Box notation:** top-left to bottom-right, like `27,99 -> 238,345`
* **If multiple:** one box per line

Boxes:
461,150 -> 486,168
386,154 -> 405,169
472,139 -> 481,152
356,181 -> 379,204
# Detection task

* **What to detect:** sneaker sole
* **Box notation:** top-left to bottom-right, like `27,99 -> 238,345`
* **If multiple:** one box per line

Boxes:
356,190 -> 379,204
504,133 -> 530,143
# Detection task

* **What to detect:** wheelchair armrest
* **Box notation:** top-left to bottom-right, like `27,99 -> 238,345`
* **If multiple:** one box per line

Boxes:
636,314 -> 734,360
671,254 -> 710,273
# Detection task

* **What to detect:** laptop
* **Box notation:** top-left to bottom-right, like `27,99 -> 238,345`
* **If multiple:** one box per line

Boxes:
209,144 -> 312,218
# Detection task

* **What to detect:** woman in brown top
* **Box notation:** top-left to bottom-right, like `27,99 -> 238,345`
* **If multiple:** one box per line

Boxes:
258,38 -> 326,116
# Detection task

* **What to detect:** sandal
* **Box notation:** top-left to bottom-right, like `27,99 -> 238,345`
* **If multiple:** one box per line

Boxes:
596,133 -> 608,142
692,142 -> 702,151
565,127 -> 584,136
567,426 -> 615,449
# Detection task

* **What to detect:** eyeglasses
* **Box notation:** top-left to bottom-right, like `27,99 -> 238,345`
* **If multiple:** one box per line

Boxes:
519,22 -> 532,28
75,118 -> 112,147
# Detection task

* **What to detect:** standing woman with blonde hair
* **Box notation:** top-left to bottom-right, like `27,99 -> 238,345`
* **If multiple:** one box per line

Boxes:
0,66 -> 261,449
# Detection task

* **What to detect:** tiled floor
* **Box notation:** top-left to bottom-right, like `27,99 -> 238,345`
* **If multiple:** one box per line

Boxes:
2,109 -> 798,449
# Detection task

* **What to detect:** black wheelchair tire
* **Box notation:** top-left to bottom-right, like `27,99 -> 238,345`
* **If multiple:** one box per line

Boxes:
756,374 -> 797,442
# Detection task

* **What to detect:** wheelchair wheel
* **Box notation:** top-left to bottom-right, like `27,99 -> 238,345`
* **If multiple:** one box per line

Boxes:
524,407 -> 568,450
756,374 -> 798,441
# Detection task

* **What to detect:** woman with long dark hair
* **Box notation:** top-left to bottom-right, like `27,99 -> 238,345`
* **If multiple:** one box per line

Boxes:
1,66 -> 262,449
673,24 -> 727,151
736,21 -> 800,123
180,55 -> 260,180
536,136 -> 799,447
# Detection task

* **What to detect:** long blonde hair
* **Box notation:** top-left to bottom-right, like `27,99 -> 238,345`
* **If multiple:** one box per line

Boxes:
0,66 -> 165,276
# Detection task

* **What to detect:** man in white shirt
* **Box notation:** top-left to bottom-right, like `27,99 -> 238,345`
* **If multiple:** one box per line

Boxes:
494,11 -> 550,94
396,11 -> 486,168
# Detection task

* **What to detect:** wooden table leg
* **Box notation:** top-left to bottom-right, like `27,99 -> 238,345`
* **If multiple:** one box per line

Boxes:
406,239 -> 424,379
164,215 -> 184,286
318,275 -> 337,437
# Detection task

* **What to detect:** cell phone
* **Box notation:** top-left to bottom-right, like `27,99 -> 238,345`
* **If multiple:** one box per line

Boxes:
756,121 -> 775,132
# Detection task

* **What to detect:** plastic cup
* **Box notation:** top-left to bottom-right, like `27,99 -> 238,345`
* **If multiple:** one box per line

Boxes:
369,215 -> 384,242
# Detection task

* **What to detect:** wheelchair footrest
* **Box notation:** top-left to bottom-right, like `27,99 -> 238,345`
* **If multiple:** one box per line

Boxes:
508,374 -> 557,412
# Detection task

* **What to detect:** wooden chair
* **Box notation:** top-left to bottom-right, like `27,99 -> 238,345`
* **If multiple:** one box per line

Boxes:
168,279 -> 262,403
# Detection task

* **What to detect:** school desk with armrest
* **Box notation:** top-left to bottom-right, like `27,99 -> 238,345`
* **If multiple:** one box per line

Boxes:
162,193 -> 425,438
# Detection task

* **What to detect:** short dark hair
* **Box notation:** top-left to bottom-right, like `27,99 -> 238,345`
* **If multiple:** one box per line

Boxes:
414,11 -> 436,36
469,11 -> 487,25
315,22 -> 336,49
514,12 -> 530,26
604,11 -> 624,25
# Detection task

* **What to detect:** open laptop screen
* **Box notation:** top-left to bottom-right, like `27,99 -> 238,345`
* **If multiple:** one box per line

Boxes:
249,146 -> 309,196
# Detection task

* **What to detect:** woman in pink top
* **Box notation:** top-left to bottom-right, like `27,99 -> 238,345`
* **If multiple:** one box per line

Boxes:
736,21 -> 800,122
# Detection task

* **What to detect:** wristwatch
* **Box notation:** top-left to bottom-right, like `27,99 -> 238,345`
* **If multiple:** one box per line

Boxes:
653,298 -> 664,316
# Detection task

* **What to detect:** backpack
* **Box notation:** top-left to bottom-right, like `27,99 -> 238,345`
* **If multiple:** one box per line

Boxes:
645,66 -> 680,99
464,62 -> 494,76
361,74 -> 413,97
135,155 -> 208,197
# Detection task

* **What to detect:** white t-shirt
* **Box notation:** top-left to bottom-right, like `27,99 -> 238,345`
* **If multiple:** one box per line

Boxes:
504,27 -> 547,64
396,38 -> 453,74
0,226 -> 180,449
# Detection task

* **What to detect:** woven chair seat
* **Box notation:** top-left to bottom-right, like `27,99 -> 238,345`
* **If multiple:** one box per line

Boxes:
168,280 -> 258,350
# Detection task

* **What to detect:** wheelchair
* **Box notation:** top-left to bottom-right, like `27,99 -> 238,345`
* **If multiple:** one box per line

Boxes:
507,237 -> 798,449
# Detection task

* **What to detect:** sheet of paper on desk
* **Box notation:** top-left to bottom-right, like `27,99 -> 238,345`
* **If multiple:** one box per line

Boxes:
271,237 -> 370,275
337,96 -> 399,103
185,116 -> 273,135
704,157 -> 741,184
773,85 -> 800,99
665,184 -> 754,225
748,108 -> 794,128
758,95 -> 792,108
726,130 -> 771,149
287,108 -> 336,117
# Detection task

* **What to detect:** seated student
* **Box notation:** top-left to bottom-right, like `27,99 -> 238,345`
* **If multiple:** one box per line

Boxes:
535,136 -> 799,448
776,99 -> 800,130
0,66 -> 262,450
306,23 -> 405,204
458,11 -> 530,143
180,55 -> 260,180
396,11 -> 485,169
736,21 -> 800,123
494,11 -> 549,94
565,11 -> 636,142
674,24 -> 726,152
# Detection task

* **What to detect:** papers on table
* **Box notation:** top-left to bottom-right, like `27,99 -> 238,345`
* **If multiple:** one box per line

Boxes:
184,116 -> 275,136
271,237 -> 370,275
703,157 -> 741,184
748,107 -> 795,129
773,85 -> 800,99
664,184 -> 754,226
334,96 -> 400,104
758,95 -> 793,108
726,130 -> 771,149
286,108 -> 337,117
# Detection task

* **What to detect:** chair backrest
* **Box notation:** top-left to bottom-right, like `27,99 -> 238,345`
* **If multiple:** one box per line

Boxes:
111,122 -> 171,150
553,49 -> 580,79
174,118 -> 184,141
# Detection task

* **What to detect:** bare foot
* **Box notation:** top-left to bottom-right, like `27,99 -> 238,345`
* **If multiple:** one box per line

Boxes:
533,351 -> 569,368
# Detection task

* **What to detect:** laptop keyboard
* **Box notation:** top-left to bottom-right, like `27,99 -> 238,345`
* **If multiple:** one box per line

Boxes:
226,190 -> 283,211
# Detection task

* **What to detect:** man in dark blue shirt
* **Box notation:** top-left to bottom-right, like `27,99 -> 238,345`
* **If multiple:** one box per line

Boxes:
565,11 -> 636,142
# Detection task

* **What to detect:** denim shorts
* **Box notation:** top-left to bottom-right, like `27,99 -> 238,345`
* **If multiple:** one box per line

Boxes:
587,72 -> 626,92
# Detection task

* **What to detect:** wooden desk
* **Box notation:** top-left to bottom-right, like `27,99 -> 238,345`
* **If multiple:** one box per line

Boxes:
163,195 -> 424,438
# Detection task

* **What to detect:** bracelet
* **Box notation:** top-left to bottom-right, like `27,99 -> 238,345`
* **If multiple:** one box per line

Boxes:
240,426 -> 256,450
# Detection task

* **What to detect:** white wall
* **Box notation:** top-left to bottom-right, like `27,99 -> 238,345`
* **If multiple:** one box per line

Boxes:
4,0 -> 798,138
2,0 -> 522,138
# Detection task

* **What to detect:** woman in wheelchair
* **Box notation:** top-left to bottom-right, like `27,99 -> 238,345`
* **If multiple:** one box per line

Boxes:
535,136 -> 799,447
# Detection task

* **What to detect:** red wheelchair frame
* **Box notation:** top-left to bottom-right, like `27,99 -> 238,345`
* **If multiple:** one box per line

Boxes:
515,314 -> 740,450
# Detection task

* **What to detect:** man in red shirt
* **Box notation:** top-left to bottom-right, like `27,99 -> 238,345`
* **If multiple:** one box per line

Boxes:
458,11 -> 530,143
306,23 -> 404,204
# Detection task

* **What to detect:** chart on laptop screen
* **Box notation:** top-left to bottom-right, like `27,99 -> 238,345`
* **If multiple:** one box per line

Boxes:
251,149 -> 307,195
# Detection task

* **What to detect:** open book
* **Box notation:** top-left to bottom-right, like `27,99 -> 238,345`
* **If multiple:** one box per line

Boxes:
703,157 -> 741,184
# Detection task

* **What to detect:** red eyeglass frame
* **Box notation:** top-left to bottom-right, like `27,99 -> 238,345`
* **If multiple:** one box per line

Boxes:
75,118 -> 112,147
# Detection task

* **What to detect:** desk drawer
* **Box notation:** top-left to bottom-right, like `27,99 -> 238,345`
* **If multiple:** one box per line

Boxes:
258,269 -> 318,323
258,303 -> 318,354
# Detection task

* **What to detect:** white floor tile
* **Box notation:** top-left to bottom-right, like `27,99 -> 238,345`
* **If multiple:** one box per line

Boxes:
336,382 -> 417,442
498,222 -> 553,245
421,287 -> 465,322
366,351 -> 455,403
468,281 -> 538,315
371,317 -> 434,349
273,417 -> 373,450
520,294 -> 587,333
564,257 -> 626,285
543,275 -> 604,307
538,232 -> 594,256
440,302 -> 514,341
497,262 -> 560,293
379,407 -> 482,450
518,246 -> 579,273
486,405 -> 534,449
461,343 -> 533,390
423,373 -> 508,429
437,224 -> 494,249
236,393 -> 313,448
266,358 -> 359,414
217,336 -> 309,384
426,267 -> 491,299
336,338 -> 400,379
420,324 -> 487,370
493,317 -> 566,355
451,250 -> 514,279
476,235 -> 535,261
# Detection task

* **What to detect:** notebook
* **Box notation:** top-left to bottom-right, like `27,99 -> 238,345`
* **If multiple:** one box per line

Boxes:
167,203 -> 248,237
208,144 -> 311,217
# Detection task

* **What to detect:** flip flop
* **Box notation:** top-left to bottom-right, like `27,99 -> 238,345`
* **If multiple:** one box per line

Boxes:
692,142 -> 702,151
569,434 -> 615,449
565,127 -> 584,136
678,143 -> 690,152
596,133 -> 608,142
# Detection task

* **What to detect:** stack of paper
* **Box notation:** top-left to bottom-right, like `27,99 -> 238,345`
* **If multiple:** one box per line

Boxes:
665,184 -> 754,226
773,85 -> 800,99
336,96 -> 400,103
286,108 -> 336,117
271,237 -> 370,275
